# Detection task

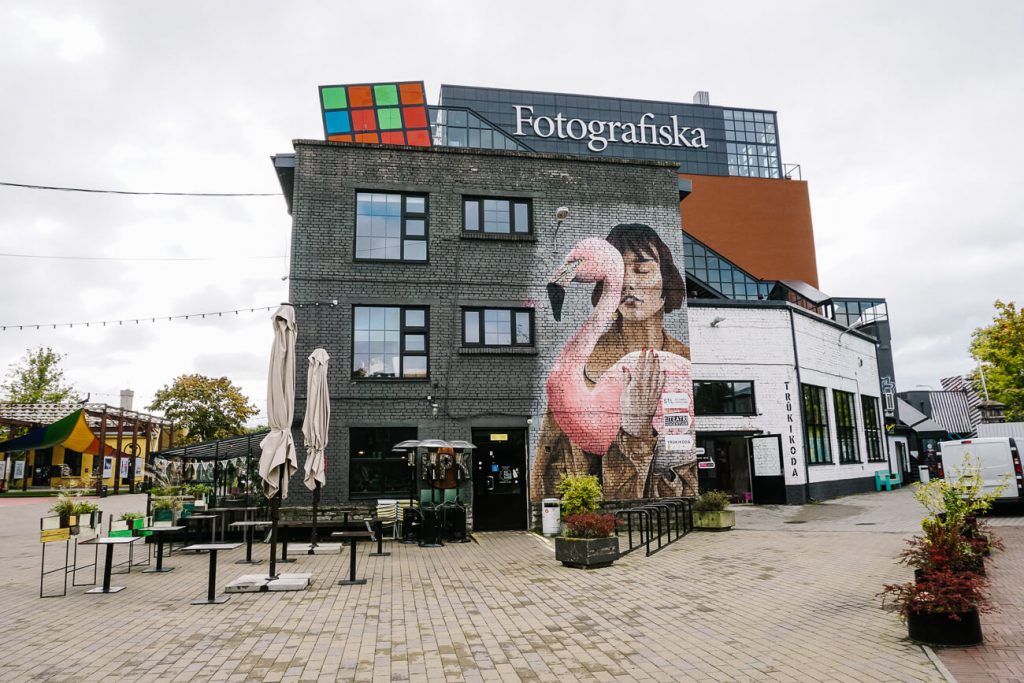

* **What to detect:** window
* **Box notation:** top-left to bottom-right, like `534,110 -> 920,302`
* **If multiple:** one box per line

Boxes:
62,449 -> 83,476
349,427 -> 416,497
833,390 -> 859,464
352,306 -> 428,379
355,192 -> 427,261
862,396 -> 884,462
693,381 -> 755,415
462,308 -> 533,346
802,384 -> 832,464
463,197 -> 531,234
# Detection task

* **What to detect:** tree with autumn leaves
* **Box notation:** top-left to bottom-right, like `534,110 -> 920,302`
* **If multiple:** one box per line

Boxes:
970,300 -> 1024,421
147,374 -> 258,445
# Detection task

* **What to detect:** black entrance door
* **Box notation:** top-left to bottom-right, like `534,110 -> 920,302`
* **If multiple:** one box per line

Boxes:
748,435 -> 786,504
471,429 -> 527,531
32,447 -> 53,487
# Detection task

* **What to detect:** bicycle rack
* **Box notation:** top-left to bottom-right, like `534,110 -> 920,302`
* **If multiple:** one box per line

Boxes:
614,508 -> 653,557
615,497 -> 695,558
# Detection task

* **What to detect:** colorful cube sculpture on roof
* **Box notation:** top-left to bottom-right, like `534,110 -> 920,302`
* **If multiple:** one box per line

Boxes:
319,81 -> 432,147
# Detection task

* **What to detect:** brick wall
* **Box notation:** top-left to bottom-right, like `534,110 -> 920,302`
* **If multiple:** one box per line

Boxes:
282,141 -> 692,518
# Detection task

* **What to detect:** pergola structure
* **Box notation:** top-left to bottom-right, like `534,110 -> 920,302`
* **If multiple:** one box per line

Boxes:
148,431 -> 269,507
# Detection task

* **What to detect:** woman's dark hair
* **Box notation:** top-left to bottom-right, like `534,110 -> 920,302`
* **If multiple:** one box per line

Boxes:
591,223 -> 686,313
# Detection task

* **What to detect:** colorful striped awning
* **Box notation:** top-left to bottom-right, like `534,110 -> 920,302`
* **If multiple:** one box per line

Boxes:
0,409 -> 121,455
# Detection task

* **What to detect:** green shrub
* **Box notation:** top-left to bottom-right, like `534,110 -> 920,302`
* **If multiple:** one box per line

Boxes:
557,474 -> 602,517
152,497 -> 181,511
119,511 -> 145,521
73,501 -> 99,515
49,493 -> 77,516
693,490 -> 731,512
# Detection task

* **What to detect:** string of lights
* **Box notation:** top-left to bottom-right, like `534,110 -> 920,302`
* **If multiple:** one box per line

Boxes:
0,181 -> 279,197
0,302 -> 340,332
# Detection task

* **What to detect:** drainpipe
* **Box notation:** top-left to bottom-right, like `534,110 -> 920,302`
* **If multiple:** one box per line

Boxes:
788,307 -> 812,503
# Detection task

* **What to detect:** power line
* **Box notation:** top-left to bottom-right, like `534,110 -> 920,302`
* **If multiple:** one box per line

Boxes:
0,181 -> 279,197
0,252 -> 286,263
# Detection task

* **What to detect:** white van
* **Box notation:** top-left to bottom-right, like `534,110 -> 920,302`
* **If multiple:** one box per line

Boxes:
939,437 -> 1024,503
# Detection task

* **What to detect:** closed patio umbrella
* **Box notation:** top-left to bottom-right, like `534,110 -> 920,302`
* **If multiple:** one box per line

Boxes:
301,348 -> 330,551
259,304 -> 299,579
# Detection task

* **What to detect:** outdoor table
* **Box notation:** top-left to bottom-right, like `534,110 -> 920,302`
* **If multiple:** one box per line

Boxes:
208,507 -> 261,542
182,542 -> 241,605
87,537 -> 141,594
186,514 -> 219,546
139,526 -> 185,573
364,518 -> 390,557
331,530 -> 372,586
230,520 -> 271,564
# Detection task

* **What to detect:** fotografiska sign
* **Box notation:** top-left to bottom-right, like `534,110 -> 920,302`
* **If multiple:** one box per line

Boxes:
514,105 -> 708,153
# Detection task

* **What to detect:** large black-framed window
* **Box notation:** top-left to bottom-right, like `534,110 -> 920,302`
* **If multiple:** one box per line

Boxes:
802,384 -> 832,465
62,449 -> 83,476
833,390 -> 860,464
355,191 -> 428,261
693,381 -> 755,415
349,427 -> 417,498
862,395 -> 884,462
462,307 -> 533,346
352,306 -> 428,379
463,197 -> 531,234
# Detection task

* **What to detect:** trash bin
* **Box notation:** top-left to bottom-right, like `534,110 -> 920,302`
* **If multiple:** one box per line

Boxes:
918,465 -> 930,484
542,498 -> 561,536
100,485 -> 109,498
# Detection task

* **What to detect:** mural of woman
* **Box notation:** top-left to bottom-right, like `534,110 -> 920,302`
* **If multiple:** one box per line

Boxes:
531,223 -> 695,501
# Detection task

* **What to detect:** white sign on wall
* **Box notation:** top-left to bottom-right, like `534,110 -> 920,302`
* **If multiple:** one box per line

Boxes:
119,458 -> 130,479
135,457 -> 144,476
0,460 -> 6,479
103,457 -> 113,478
752,437 -> 783,477
13,460 -> 25,479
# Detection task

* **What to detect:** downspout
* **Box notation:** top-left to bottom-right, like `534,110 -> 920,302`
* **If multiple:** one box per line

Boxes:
788,307 -> 812,503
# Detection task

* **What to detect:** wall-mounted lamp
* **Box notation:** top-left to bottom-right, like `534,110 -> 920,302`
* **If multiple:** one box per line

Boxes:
710,316 -> 725,328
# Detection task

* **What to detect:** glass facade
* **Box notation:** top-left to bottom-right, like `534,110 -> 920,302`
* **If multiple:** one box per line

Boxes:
439,85 -> 782,177
429,106 -> 531,151
683,234 -> 771,300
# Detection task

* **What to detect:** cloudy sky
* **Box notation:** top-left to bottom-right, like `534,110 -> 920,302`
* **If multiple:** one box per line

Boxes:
1,1 -> 1021,419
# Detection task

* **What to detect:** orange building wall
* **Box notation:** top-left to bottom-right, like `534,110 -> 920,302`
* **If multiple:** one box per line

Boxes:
679,174 -> 819,288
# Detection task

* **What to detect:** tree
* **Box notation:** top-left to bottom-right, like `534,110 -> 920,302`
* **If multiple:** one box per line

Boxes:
147,374 -> 259,445
970,300 -> 1024,421
0,346 -> 81,403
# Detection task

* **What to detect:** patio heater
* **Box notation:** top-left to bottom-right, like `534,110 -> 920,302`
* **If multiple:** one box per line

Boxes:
417,439 -> 452,548
392,440 -> 422,544
446,440 -> 476,543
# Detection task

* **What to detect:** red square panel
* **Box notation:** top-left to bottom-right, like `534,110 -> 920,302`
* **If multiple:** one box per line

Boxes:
399,83 -> 425,105
381,131 -> 406,145
328,134 -> 353,142
406,129 -> 431,147
348,86 -> 373,107
403,106 -> 428,129
351,108 -> 377,132
355,132 -> 380,143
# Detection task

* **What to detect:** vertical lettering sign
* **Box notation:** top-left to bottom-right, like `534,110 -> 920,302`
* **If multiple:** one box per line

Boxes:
784,380 -> 800,480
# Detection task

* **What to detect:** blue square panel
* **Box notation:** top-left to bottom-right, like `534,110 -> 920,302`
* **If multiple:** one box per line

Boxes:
325,110 -> 351,134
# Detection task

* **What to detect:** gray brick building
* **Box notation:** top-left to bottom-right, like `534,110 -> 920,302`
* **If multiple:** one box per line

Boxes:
272,140 -> 696,528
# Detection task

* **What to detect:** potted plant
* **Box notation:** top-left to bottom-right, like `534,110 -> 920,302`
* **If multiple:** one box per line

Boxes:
692,491 -> 734,530
74,500 -> 100,531
881,567 -> 990,646
49,493 -> 78,530
555,512 -> 620,569
152,497 -> 180,522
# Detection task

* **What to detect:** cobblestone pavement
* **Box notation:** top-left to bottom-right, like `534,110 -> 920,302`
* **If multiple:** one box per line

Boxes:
0,489 -> 1015,682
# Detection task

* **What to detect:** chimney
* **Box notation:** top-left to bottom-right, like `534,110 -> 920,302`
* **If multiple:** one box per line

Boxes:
692,90 -> 710,106
120,389 -> 134,411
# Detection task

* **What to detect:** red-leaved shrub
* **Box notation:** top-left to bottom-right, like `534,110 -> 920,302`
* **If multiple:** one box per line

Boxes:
564,512 -> 618,538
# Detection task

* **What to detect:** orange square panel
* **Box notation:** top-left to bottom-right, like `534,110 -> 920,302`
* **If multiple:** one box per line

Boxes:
399,83 -> 425,105
403,106 -> 428,129
355,132 -> 380,143
348,86 -> 373,107
351,108 -> 377,132
381,131 -> 406,145
328,134 -> 353,142
406,129 -> 431,147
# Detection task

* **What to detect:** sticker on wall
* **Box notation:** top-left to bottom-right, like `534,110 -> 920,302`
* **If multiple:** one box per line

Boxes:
319,81 -> 432,147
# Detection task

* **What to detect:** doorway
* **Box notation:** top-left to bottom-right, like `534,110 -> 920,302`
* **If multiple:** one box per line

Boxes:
471,429 -> 527,531
32,447 -> 53,487
696,435 -> 753,502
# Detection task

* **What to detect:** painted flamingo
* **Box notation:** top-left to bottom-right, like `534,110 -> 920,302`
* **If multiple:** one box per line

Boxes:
546,238 -> 693,456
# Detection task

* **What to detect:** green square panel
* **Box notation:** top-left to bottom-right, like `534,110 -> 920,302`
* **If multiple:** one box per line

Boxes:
374,84 -> 399,106
321,87 -> 348,109
377,107 -> 402,130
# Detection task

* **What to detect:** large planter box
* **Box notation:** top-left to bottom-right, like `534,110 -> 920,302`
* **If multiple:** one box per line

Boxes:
153,509 -> 174,522
555,536 -> 619,569
907,608 -> 983,647
693,510 -> 735,531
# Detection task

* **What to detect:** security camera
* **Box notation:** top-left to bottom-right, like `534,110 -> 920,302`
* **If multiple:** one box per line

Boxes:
555,206 -> 569,222
527,417 -> 534,425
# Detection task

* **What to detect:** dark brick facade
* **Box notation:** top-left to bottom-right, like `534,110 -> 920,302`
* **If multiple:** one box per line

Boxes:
279,140 -> 692,525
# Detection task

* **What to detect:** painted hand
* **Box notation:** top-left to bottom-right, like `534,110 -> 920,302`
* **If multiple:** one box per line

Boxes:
619,350 -> 665,438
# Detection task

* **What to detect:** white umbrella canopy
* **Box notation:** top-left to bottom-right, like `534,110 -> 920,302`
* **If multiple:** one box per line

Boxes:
301,348 -> 330,491
259,304 -> 299,499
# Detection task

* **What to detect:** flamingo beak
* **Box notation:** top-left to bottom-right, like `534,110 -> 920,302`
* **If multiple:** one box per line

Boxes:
547,258 -> 582,322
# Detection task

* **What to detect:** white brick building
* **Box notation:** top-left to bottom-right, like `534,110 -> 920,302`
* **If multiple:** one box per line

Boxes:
689,301 -> 891,503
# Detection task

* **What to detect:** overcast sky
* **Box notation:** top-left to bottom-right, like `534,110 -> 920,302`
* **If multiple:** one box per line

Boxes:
1,1 -> 1021,420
